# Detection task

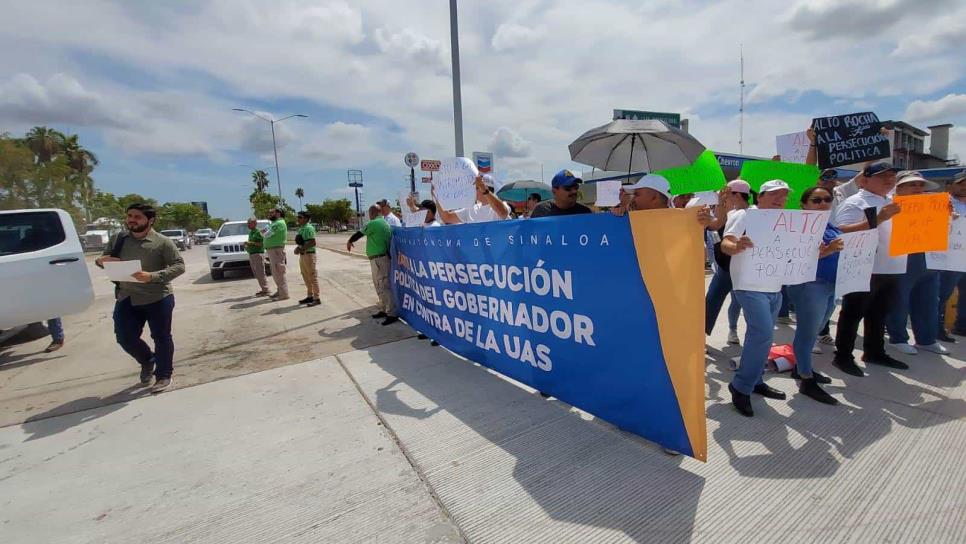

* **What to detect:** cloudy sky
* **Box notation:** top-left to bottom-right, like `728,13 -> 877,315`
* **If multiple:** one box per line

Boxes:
2,0 -> 964,220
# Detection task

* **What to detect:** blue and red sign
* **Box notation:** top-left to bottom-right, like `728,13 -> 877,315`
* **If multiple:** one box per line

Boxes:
472,151 -> 493,174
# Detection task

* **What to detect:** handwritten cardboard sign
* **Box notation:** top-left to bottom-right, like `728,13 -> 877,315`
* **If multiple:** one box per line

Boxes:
775,131 -> 809,164
399,189 -> 428,227
835,230 -> 879,297
653,149 -> 726,195
730,209 -> 829,292
889,193 -> 950,256
737,161 -> 821,210
434,157 -> 478,211
926,216 -> 966,272
811,112 -> 890,169
595,179 -> 621,207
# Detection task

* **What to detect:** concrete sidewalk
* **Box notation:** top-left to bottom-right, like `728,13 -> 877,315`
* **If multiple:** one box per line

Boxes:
3,333 -> 964,543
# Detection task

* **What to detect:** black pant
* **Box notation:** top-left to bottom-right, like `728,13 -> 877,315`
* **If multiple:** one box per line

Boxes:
113,295 -> 176,378
835,274 -> 899,361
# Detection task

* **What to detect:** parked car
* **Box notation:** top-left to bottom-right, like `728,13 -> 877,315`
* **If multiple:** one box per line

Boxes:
194,228 -> 215,244
160,229 -> 192,250
0,209 -> 95,330
207,220 -> 272,280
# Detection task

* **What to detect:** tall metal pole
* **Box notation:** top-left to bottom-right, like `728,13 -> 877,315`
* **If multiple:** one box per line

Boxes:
410,167 -> 416,193
270,120 -> 283,200
449,0 -> 464,157
739,44 -> 745,155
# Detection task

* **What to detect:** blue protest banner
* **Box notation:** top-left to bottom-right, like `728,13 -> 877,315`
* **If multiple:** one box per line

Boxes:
390,211 -> 707,460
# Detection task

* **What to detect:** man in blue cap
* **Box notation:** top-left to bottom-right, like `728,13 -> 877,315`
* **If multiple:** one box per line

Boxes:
529,170 -> 592,218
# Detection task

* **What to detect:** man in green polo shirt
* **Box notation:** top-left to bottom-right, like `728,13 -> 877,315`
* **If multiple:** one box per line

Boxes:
295,211 -> 320,306
347,205 -> 397,325
263,207 -> 289,301
245,218 -> 269,296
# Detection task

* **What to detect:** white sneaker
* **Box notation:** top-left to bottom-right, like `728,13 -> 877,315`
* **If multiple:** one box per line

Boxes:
727,330 -> 740,345
892,343 -> 918,355
916,342 -> 949,355
812,342 -> 822,354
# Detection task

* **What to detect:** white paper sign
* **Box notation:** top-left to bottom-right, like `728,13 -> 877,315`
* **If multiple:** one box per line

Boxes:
731,209 -> 829,292
258,223 -> 273,238
835,230 -> 879,297
686,191 -> 719,208
926,216 -> 966,272
433,157 -> 478,211
103,260 -> 142,282
595,179 -> 621,207
776,131 -> 810,164
399,190 -> 428,227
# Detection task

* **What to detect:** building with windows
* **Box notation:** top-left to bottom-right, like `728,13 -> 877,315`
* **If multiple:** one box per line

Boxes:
881,121 -> 956,170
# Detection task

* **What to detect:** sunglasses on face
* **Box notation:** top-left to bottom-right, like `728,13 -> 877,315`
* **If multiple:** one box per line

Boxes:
809,197 -> 833,204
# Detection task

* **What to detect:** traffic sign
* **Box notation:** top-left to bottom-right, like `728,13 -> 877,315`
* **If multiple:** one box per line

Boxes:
421,176 -> 432,183
349,182 -> 363,187
420,159 -> 441,172
404,152 -> 419,168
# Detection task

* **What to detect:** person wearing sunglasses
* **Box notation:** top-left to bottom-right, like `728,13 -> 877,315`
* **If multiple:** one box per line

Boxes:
784,186 -> 845,405
529,170 -> 592,218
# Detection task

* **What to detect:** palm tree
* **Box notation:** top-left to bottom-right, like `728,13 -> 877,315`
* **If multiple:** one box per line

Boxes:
24,126 -> 66,164
295,187 -> 304,209
251,170 -> 270,193
62,134 -> 99,222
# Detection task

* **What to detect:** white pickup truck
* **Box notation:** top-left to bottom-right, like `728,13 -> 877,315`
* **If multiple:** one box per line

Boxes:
0,209 -> 95,330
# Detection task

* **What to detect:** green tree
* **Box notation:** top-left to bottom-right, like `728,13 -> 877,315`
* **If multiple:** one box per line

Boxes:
62,134 -> 99,221
305,199 -> 353,229
0,137 -> 36,210
86,190 -> 123,222
158,202 -> 206,231
251,170 -> 270,193
23,126 -> 65,164
208,217 -> 228,230
250,191 -> 295,224
118,193 -> 159,212
295,187 -> 304,209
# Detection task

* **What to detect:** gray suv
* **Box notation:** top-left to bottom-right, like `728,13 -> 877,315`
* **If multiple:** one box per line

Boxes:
160,229 -> 192,250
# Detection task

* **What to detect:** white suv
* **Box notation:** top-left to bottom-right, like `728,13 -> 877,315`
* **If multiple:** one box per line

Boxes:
207,220 -> 272,280
0,209 -> 94,329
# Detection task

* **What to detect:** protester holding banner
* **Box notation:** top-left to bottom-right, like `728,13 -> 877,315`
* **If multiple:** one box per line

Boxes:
347,205 -> 398,325
939,171 -> 966,339
721,180 -> 792,417
529,170 -> 592,218
435,174 -> 511,224
886,172 -> 949,355
704,180 -> 752,343
406,196 -> 442,227
784,187 -> 845,404
376,199 -> 403,228
832,162 -> 905,376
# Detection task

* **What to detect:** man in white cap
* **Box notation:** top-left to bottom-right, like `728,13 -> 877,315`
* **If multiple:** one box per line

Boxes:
435,174 -> 510,224
831,161 -> 905,376
720,179 -> 792,417
376,198 -> 402,228
885,171 -> 948,355
940,170 -> 966,339
610,174 -> 713,224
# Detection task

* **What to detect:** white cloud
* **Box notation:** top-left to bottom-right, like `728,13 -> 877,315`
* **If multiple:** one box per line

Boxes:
490,127 -> 531,158
905,94 -> 966,125
491,23 -> 542,52
373,27 -> 450,74
0,73 -> 131,128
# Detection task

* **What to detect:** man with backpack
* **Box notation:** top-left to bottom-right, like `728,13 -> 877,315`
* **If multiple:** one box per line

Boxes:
95,203 -> 185,392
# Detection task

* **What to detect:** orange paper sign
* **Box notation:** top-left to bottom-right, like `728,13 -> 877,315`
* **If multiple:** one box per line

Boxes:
889,193 -> 950,256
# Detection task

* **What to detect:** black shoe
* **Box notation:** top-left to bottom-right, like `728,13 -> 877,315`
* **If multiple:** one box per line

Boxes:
832,356 -> 865,377
139,361 -> 155,385
729,384 -> 753,417
417,334 -> 429,340
752,383 -> 787,400
539,392 -> 551,398
938,329 -> 957,343
381,316 -> 399,326
862,353 -> 909,370
298,296 -> 314,304
791,369 -> 832,384
799,378 -> 839,405
371,311 -> 388,319
306,298 -> 321,307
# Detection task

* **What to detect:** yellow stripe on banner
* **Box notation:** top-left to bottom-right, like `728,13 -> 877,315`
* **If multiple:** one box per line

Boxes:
628,208 -> 707,461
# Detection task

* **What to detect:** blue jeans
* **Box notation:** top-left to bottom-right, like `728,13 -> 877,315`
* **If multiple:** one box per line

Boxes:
705,267 -> 741,335
113,295 -> 176,379
939,271 -> 965,331
785,282 -> 836,377
47,318 -> 64,343
886,254 -> 939,346
731,290 -> 781,394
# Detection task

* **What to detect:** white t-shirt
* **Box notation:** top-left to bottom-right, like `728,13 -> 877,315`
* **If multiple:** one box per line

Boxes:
426,219 -> 442,228
835,189 -> 907,274
722,206 -> 757,240
455,200 -> 511,224
384,213 -> 402,228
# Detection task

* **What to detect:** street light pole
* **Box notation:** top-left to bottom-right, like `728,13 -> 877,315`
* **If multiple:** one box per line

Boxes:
232,108 -> 307,202
449,0 -> 464,157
